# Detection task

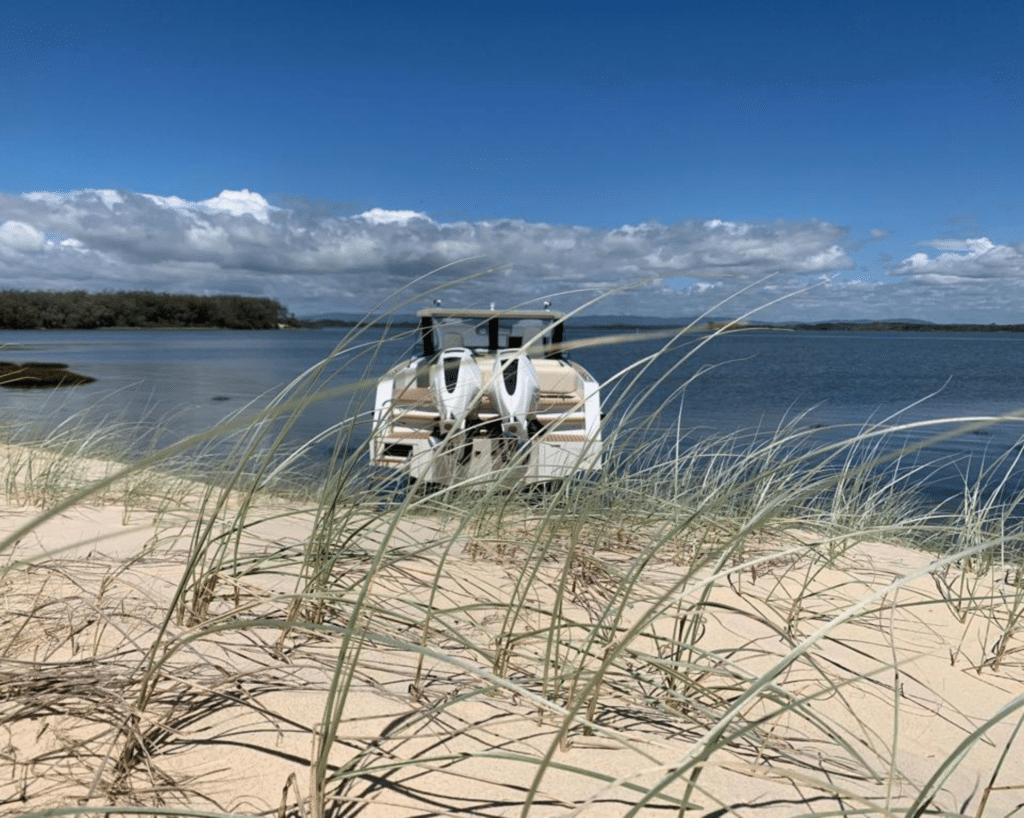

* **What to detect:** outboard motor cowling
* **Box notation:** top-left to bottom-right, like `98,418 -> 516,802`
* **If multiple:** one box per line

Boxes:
429,348 -> 483,435
490,350 -> 539,439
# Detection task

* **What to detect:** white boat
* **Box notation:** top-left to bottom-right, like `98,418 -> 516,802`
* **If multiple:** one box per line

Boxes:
370,306 -> 603,487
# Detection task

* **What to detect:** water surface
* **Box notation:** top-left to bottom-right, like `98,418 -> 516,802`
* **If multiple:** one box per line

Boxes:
3,326 -> 1024,499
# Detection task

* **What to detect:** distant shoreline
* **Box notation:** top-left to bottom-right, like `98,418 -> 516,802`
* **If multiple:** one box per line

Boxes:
779,321 -> 1024,333
305,318 -> 1024,333
580,320 -> 1024,334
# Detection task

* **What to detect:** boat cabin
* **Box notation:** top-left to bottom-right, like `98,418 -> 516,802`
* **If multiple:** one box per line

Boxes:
418,308 -> 566,359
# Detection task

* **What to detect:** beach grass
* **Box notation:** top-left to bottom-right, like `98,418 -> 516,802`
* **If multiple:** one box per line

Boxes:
1,299 -> 1023,817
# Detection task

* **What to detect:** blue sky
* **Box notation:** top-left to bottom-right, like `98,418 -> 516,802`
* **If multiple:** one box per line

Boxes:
2,0 -> 1023,320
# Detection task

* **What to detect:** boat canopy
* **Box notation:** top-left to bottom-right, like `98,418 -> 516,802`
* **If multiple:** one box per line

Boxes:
417,308 -> 566,359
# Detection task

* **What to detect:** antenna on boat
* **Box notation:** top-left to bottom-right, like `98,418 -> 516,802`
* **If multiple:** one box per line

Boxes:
543,301 -> 551,310
434,298 -> 442,306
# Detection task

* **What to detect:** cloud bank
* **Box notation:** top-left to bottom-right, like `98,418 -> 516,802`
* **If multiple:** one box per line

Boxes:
894,238 -> 1024,283
1,188 -> 1022,321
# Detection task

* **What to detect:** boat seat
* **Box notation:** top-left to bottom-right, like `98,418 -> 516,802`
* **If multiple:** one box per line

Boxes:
534,365 -> 582,395
393,386 -> 433,405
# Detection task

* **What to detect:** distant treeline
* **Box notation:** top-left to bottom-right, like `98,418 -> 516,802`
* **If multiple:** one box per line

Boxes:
0,290 -> 296,330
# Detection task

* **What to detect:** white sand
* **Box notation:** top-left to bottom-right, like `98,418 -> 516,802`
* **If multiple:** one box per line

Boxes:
1,481 -> 1022,816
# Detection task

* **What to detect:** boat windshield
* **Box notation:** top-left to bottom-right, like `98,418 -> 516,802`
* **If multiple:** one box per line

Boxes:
421,314 -> 562,358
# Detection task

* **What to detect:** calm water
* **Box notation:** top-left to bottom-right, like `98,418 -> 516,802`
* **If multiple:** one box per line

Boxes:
3,326 -> 1024,499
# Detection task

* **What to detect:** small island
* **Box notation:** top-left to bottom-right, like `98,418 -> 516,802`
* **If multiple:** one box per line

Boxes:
0,290 -> 297,330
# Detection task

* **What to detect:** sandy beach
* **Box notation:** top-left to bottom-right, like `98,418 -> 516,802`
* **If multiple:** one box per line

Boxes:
0,443 -> 1022,817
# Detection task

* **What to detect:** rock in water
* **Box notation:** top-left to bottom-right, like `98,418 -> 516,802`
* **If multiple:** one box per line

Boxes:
0,362 -> 96,388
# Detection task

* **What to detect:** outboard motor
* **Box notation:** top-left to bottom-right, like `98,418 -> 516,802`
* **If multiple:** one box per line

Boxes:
490,349 -> 539,441
429,348 -> 483,435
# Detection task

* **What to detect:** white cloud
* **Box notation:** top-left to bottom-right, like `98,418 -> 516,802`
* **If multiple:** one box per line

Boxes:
892,237 -> 1024,281
702,218 -> 747,236
358,207 -> 428,225
141,189 -> 277,223
199,189 -> 276,222
0,186 -> 1021,321
0,220 -> 45,252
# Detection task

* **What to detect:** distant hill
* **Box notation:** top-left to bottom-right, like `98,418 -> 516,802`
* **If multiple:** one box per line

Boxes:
784,320 -> 1024,333
300,312 -> 724,329
795,317 -> 935,326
